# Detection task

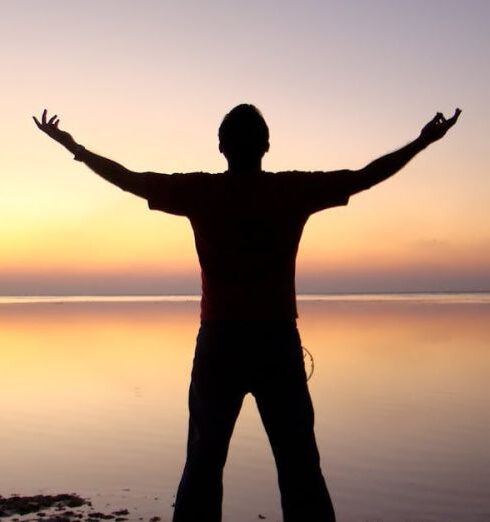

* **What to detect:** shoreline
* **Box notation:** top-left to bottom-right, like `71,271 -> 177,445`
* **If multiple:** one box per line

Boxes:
0,493 -> 161,522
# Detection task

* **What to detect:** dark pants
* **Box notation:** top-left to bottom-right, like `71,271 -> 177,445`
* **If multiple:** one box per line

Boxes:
172,321 -> 336,522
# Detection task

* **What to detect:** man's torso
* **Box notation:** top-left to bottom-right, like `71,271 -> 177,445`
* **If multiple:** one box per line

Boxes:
145,170 -> 353,319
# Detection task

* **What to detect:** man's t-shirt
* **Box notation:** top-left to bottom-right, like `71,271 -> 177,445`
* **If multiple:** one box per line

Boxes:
144,170 -> 355,320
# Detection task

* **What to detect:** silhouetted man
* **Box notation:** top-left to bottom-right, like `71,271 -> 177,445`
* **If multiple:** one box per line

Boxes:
34,104 -> 460,522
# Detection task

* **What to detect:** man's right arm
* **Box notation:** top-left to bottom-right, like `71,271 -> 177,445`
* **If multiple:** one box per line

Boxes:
349,109 -> 462,195
291,109 -> 461,215
33,109 -> 155,199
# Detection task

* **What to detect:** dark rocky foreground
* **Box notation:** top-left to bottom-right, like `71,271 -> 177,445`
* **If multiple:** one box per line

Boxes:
0,494 -> 161,522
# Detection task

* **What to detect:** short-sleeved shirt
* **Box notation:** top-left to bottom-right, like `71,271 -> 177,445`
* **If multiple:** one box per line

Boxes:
144,170 -> 355,320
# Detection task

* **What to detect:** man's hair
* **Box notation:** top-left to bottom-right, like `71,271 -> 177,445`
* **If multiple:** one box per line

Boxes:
218,104 -> 269,159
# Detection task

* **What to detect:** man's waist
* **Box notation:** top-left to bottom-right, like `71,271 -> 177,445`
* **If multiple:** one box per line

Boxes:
200,295 -> 298,321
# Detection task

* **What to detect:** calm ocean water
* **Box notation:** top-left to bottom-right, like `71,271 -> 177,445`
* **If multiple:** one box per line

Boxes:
1,294 -> 489,521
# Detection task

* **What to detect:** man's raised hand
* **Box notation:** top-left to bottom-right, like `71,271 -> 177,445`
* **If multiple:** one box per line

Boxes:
419,108 -> 462,145
33,109 -> 77,153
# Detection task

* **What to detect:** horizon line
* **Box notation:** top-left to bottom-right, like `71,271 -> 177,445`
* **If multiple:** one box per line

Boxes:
1,289 -> 490,298
1,291 -> 490,306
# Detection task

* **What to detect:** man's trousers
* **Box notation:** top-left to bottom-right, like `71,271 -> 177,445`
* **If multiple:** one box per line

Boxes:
172,320 -> 336,522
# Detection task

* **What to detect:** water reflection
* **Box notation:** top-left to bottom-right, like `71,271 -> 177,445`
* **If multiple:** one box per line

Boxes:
1,298 -> 489,521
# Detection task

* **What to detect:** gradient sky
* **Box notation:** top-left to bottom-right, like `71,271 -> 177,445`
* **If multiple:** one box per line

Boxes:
1,0 -> 489,294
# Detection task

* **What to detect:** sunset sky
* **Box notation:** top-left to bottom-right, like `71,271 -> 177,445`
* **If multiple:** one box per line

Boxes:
1,0 -> 489,295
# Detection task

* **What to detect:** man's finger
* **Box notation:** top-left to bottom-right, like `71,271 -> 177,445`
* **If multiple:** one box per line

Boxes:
54,119 -> 60,127
48,114 -> 58,125
447,108 -> 462,126
430,113 -> 441,124
42,109 -> 47,125
452,108 -> 462,121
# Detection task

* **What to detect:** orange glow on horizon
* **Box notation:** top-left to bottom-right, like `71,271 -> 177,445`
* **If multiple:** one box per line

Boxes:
1,2 -> 489,294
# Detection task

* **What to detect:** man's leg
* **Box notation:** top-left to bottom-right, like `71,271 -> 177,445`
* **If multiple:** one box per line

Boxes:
173,324 -> 245,522
253,328 -> 336,522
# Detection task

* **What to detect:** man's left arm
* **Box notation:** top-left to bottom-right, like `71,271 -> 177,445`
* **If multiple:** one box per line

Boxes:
349,109 -> 462,195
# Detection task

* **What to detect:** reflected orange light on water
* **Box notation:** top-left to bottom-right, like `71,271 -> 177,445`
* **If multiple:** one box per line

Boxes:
1,299 -> 489,522
297,300 -> 490,507
2,300 -> 489,416
299,300 -> 490,403
1,303 -> 200,416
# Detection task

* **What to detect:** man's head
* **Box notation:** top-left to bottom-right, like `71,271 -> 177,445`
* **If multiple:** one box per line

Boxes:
218,104 -> 270,167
